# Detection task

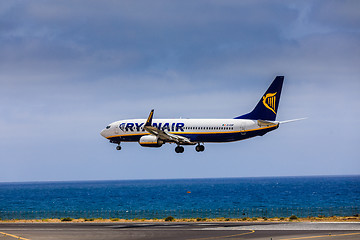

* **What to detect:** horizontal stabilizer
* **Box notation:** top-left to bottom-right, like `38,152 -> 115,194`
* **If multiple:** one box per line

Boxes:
257,119 -> 278,127
279,118 -> 307,124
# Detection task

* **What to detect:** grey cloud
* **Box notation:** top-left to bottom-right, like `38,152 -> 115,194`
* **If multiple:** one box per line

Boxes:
0,1 -> 297,74
311,0 -> 360,31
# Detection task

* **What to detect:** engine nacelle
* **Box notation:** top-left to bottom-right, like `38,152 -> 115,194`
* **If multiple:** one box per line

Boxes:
139,135 -> 164,148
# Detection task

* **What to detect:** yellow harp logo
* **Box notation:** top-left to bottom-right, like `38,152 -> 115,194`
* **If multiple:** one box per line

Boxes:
262,92 -> 277,114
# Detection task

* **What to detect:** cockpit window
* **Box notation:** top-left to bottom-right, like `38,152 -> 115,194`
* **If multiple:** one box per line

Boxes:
106,125 -> 111,129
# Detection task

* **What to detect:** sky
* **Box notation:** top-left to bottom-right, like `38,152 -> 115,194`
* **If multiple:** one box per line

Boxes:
0,0 -> 359,182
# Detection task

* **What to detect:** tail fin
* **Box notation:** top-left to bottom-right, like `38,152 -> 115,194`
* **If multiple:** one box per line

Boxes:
235,76 -> 284,121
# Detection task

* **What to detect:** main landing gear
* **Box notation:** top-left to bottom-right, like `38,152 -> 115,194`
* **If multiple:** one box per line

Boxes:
195,144 -> 205,152
175,145 -> 184,153
175,144 -> 205,153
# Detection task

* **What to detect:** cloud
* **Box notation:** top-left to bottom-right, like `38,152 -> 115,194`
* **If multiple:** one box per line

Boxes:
311,0 -> 360,31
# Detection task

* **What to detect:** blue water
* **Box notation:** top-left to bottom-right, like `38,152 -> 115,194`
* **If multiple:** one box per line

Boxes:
0,176 -> 359,212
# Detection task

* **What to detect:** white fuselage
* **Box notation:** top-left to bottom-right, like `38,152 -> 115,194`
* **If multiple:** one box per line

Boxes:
100,118 -> 278,144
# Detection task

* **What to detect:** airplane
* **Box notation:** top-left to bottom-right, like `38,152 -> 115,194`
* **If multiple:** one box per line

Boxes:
100,76 -> 303,153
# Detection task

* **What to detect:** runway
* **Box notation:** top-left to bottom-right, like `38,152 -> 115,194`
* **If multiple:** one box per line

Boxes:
1,222 -> 360,240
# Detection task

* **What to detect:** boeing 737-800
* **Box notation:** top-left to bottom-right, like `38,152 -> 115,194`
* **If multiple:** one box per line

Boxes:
100,76 -> 300,153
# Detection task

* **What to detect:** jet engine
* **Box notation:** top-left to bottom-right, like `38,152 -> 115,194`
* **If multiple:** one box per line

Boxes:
139,135 -> 164,147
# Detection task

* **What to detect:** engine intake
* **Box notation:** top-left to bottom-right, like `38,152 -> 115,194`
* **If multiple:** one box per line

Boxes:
139,135 -> 164,148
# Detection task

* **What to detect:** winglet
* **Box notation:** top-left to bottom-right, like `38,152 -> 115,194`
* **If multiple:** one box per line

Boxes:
145,109 -> 154,127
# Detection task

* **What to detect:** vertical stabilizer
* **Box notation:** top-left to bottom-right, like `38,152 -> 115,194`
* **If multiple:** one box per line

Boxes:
235,76 -> 284,121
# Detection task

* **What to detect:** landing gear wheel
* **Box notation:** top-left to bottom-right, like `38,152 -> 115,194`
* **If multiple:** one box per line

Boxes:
199,145 -> 205,152
175,146 -> 184,153
195,144 -> 205,152
116,145 -> 122,151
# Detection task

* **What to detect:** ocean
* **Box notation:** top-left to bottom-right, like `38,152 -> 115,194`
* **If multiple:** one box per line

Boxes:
1,176 -> 359,213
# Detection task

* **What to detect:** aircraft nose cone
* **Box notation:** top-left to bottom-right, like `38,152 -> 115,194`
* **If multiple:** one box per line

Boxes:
100,129 -> 106,138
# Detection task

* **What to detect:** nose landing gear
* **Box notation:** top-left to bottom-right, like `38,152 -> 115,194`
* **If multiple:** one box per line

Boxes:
116,144 -> 122,151
195,144 -> 205,152
175,146 -> 184,153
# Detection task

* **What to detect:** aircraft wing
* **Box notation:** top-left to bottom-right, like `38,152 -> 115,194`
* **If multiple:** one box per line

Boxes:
144,110 -> 195,145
